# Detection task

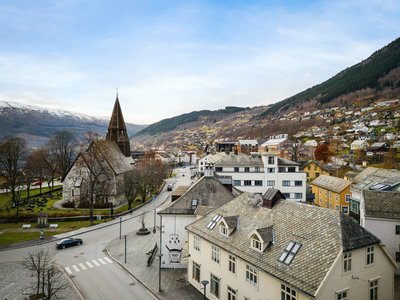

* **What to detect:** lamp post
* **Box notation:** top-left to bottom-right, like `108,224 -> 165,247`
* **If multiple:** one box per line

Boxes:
158,215 -> 163,293
119,216 -> 122,239
201,280 -> 209,300
123,234 -> 127,263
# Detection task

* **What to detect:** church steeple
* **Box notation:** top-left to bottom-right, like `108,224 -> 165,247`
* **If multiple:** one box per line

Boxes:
106,91 -> 131,157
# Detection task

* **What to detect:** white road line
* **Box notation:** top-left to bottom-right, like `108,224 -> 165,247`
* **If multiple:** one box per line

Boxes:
129,275 -> 137,283
146,290 -> 157,300
85,261 -> 94,268
79,263 -> 87,270
104,257 -> 113,264
65,267 -> 72,274
98,258 -> 107,265
92,260 -> 100,266
72,265 -> 80,272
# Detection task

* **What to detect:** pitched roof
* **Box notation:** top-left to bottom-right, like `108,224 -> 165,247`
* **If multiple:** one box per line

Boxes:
91,140 -> 133,175
215,153 -> 263,166
364,190 -> 400,219
351,167 -> 400,190
277,157 -> 300,166
311,175 -> 352,193
158,176 -> 235,215
186,192 -> 381,297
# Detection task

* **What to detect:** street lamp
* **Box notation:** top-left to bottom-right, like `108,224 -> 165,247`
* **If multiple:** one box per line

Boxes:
119,216 -> 122,239
201,280 -> 209,300
123,234 -> 127,263
158,215 -> 163,293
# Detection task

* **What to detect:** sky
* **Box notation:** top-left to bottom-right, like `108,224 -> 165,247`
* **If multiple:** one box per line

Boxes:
0,0 -> 399,125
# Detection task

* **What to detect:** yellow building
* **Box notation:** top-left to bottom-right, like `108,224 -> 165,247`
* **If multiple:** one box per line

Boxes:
311,174 -> 353,216
299,160 -> 328,182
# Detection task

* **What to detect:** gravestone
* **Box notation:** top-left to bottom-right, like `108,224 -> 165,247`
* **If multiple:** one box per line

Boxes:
37,212 -> 48,228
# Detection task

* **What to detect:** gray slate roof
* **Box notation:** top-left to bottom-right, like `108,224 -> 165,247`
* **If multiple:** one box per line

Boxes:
364,190 -> 400,219
311,174 -> 352,193
277,157 -> 300,166
91,140 -> 133,175
186,192 -> 380,297
158,176 -> 234,215
215,153 -> 263,166
351,167 -> 400,191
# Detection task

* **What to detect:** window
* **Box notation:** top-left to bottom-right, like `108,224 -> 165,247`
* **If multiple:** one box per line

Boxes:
268,157 -> 274,164
210,274 -> 220,298
255,167 -> 260,172
283,193 -> 290,198
337,291 -> 347,300
330,203 -> 332,209
233,180 -> 241,186
244,180 -> 251,186
234,167 -> 239,172
308,166 -> 311,170
282,180 -> 290,186
288,167 -> 295,172
316,172 -> 320,177
278,241 -> 302,265
345,194 -> 350,202
319,198 -> 321,204
336,204 -> 340,211
369,279 -> 378,300
71,189 -> 74,196
319,188 -> 321,195
350,199 -> 360,214
192,261 -> 200,282
279,167 -> 286,172
329,191 -> 332,199
314,166 -> 317,170
325,190 -> 328,197
192,199 -> 198,206
343,252 -> 352,272
325,200 -> 327,207
396,225 -> 400,235
336,194 -> 339,202
342,206 -> 349,214
215,167 -> 223,172
251,235 -> 262,251
220,223 -> 228,236
281,283 -> 297,300
295,181 -> 302,186
227,286 -> 236,300
306,172 -> 309,177
267,180 -> 275,186
211,245 -> 220,263
295,193 -> 302,199
193,235 -> 200,251
255,180 -> 262,186
246,265 -> 258,287
229,255 -> 236,274
245,167 -> 250,172
267,168 -> 275,173
367,246 -> 374,265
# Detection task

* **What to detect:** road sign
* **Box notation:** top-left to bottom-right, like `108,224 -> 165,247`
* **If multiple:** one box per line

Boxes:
152,196 -> 156,201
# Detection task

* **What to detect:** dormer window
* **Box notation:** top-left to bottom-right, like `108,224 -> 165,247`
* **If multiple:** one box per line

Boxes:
220,223 -> 228,236
192,199 -> 198,206
251,235 -> 262,251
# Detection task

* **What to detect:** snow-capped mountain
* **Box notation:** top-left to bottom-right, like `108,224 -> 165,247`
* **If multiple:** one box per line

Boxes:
0,101 -> 147,147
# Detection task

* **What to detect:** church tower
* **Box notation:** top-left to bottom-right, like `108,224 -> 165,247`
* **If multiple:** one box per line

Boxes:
106,91 -> 131,157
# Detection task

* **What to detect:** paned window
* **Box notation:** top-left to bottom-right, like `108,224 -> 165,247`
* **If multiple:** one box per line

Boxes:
329,191 -> 332,199
396,225 -> 400,235
229,255 -> 236,274
267,168 -> 275,173
343,252 -> 352,272
295,193 -> 302,199
268,157 -> 274,164
210,274 -> 220,298
330,203 -> 332,209
342,206 -> 349,214
336,194 -> 339,202
295,181 -> 302,186
193,235 -> 200,251
325,200 -> 327,207
369,279 -> 378,300
251,235 -> 262,251
255,167 -> 260,172
255,180 -> 262,186
246,265 -> 257,287
367,246 -> 374,265
316,172 -> 320,177
279,241 -> 302,265
336,204 -> 340,211
267,180 -> 275,186
281,283 -> 297,300
306,172 -> 309,177
283,193 -> 290,198
192,261 -> 200,282
325,190 -> 328,197
282,180 -> 290,186
245,167 -> 250,172
220,223 -> 228,236
215,167 -> 223,172
288,167 -> 295,172
233,180 -> 241,186
314,166 -> 317,170
279,167 -> 286,172
244,180 -> 252,186
227,286 -> 236,300
337,291 -> 347,300
345,194 -> 350,202
319,188 -> 321,195
308,166 -> 311,170
211,245 -> 220,263
234,167 -> 239,172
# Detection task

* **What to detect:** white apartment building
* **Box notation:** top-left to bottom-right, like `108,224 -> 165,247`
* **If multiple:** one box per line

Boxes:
186,191 -> 397,300
214,153 -> 306,202
197,153 -> 227,174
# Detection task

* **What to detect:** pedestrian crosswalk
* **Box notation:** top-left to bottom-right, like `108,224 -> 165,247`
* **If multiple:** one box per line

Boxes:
65,257 -> 113,274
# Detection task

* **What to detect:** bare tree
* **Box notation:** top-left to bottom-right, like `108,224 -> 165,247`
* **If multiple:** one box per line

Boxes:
0,136 -> 29,207
48,130 -> 80,181
281,136 -> 308,162
23,248 -> 69,300
36,147 -> 58,191
118,171 -> 139,210
79,131 -> 103,152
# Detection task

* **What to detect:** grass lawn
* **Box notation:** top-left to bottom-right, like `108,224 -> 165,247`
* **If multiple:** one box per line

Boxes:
0,220 -> 103,245
0,187 -> 58,208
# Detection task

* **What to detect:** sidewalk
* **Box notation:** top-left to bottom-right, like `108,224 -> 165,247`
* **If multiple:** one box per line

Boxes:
107,225 -> 204,300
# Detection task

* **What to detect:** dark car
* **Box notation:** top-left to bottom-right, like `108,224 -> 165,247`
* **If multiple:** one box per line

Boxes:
167,183 -> 174,191
56,238 -> 83,249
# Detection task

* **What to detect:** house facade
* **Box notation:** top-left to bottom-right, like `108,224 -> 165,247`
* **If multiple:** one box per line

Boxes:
311,174 -> 352,216
299,160 -> 328,182
186,191 -> 397,300
351,140 -> 369,151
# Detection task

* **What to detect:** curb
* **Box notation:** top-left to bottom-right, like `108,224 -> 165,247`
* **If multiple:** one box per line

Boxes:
58,264 -> 86,300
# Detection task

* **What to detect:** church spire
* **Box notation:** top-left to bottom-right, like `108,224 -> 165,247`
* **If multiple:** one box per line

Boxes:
106,92 -> 131,157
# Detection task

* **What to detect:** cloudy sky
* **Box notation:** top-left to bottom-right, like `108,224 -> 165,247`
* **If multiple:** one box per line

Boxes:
0,0 -> 399,124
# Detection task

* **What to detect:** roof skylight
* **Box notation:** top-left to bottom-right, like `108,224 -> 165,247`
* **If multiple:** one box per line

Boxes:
278,241 -> 302,265
207,214 -> 222,230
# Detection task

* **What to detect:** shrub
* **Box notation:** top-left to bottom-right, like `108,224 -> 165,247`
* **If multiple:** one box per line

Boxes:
61,202 -> 75,208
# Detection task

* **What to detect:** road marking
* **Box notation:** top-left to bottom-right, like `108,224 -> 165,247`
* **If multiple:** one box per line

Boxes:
65,267 -> 72,274
79,263 -> 87,270
85,261 -> 94,268
72,265 -> 80,272
92,260 -> 100,266
104,257 -> 113,264
129,275 -> 137,283
146,290 -> 157,300
98,258 -> 107,265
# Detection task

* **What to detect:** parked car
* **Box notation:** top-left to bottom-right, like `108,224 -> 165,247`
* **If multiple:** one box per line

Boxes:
56,238 -> 83,249
32,181 -> 42,186
167,183 -> 174,191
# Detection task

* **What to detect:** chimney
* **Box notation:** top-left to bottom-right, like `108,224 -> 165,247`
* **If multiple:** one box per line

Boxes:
262,188 -> 285,209
204,164 -> 214,177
